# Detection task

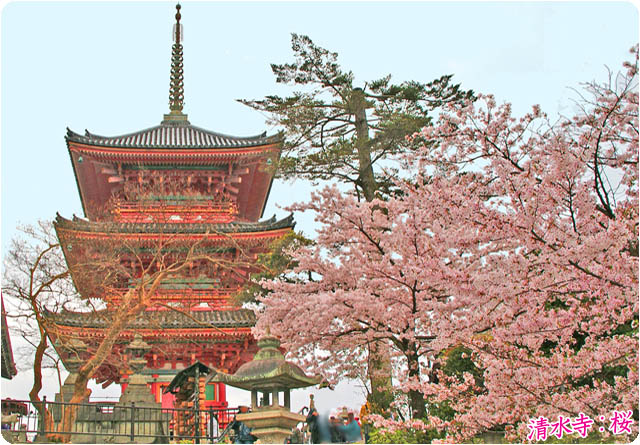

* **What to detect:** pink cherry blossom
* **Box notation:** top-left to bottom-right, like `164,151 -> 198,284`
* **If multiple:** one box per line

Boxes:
255,47 -> 638,441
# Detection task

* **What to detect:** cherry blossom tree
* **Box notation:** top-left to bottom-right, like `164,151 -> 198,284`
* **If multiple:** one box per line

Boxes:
256,48 -> 638,441
243,34 -> 473,405
410,48 -> 638,441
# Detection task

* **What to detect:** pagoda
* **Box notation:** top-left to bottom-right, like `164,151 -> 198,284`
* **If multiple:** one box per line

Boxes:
44,4 -> 293,409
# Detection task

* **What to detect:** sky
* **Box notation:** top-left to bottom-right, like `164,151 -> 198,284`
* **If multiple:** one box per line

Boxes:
1,0 -> 638,415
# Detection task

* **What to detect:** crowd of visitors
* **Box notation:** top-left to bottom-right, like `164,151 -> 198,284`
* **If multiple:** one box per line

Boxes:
229,401 -> 365,444
303,407 -> 363,444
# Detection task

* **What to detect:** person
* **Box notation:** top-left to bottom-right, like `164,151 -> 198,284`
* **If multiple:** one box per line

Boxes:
231,414 -> 256,444
359,404 -> 371,444
329,416 -> 344,443
337,413 -> 362,444
306,407 -> 321,443
306,408 -> 332,444
287,427 -> 304,444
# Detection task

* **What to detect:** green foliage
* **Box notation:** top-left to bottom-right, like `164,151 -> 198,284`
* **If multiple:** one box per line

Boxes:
240,33 -> 473,199
539,317 -> 637,388
427,346 -> 484,423
366,386 -> 396,416
610,317 -> 637,337
369,426 -> 444,444
370,425 -> 628,444
441,345 -> 484,387
539,429 -> 615,443
427,399 -> 456,423
233,231 -> 312,306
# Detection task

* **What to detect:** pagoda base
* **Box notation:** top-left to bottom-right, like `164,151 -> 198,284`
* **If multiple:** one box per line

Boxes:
236,407 -> 305,444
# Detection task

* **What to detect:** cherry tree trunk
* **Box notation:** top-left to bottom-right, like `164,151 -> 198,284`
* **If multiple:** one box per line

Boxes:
352,87 -> 393,408
406,344 -> 426,420
352,88 -> 378,203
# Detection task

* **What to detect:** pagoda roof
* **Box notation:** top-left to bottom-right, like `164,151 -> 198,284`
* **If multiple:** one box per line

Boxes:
66,122 -> 282,151
1,297 -> 17,380
54,213 -> 295,235
44,307 -> 255,330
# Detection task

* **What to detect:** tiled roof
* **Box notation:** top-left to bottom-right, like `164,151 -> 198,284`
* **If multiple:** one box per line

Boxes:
44,308 -> 255,329
66,121 -> 282,150
54,213 -> 295,234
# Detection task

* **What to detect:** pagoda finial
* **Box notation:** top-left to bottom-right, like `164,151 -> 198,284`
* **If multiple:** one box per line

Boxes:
164,3 -> 188,123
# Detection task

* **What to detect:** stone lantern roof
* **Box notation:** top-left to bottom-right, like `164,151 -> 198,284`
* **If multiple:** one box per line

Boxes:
206,331 -> 321,391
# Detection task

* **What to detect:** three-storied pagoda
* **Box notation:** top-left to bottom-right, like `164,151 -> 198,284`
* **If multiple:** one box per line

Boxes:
45,5 -> 293,409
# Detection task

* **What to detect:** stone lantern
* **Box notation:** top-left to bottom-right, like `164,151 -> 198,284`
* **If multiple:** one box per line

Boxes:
57,338 -> 87,402
207,330 -> 321,443
113,334 -> 164,445
119,334 -> 156,406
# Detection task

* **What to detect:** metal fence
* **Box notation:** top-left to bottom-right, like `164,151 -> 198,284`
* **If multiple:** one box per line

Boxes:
1,397 -> 238,443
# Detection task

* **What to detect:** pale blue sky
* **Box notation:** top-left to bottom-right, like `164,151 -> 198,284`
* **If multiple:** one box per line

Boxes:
1,0 -> 637,410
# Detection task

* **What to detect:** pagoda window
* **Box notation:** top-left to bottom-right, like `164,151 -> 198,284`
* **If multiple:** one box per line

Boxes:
205,383 -> 218,401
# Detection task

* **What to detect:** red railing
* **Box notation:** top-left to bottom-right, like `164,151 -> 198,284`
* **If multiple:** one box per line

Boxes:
105,287 -> 238,306
112,200 -> 239,223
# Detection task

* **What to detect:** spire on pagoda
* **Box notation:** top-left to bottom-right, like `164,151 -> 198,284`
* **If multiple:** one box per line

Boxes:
164,3 -> 189,124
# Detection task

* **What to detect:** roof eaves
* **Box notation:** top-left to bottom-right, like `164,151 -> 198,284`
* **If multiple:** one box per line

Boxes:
54,213 -> 295,235
66,124 -> 283,151
65,129 -> 90,218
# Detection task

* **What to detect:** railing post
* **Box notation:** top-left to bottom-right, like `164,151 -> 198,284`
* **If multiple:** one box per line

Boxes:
130,402 -> 135,441
194,367 -> 200,444
208,408 -> 214,443
40,396 -> 46,437
194,406 -> 200,443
